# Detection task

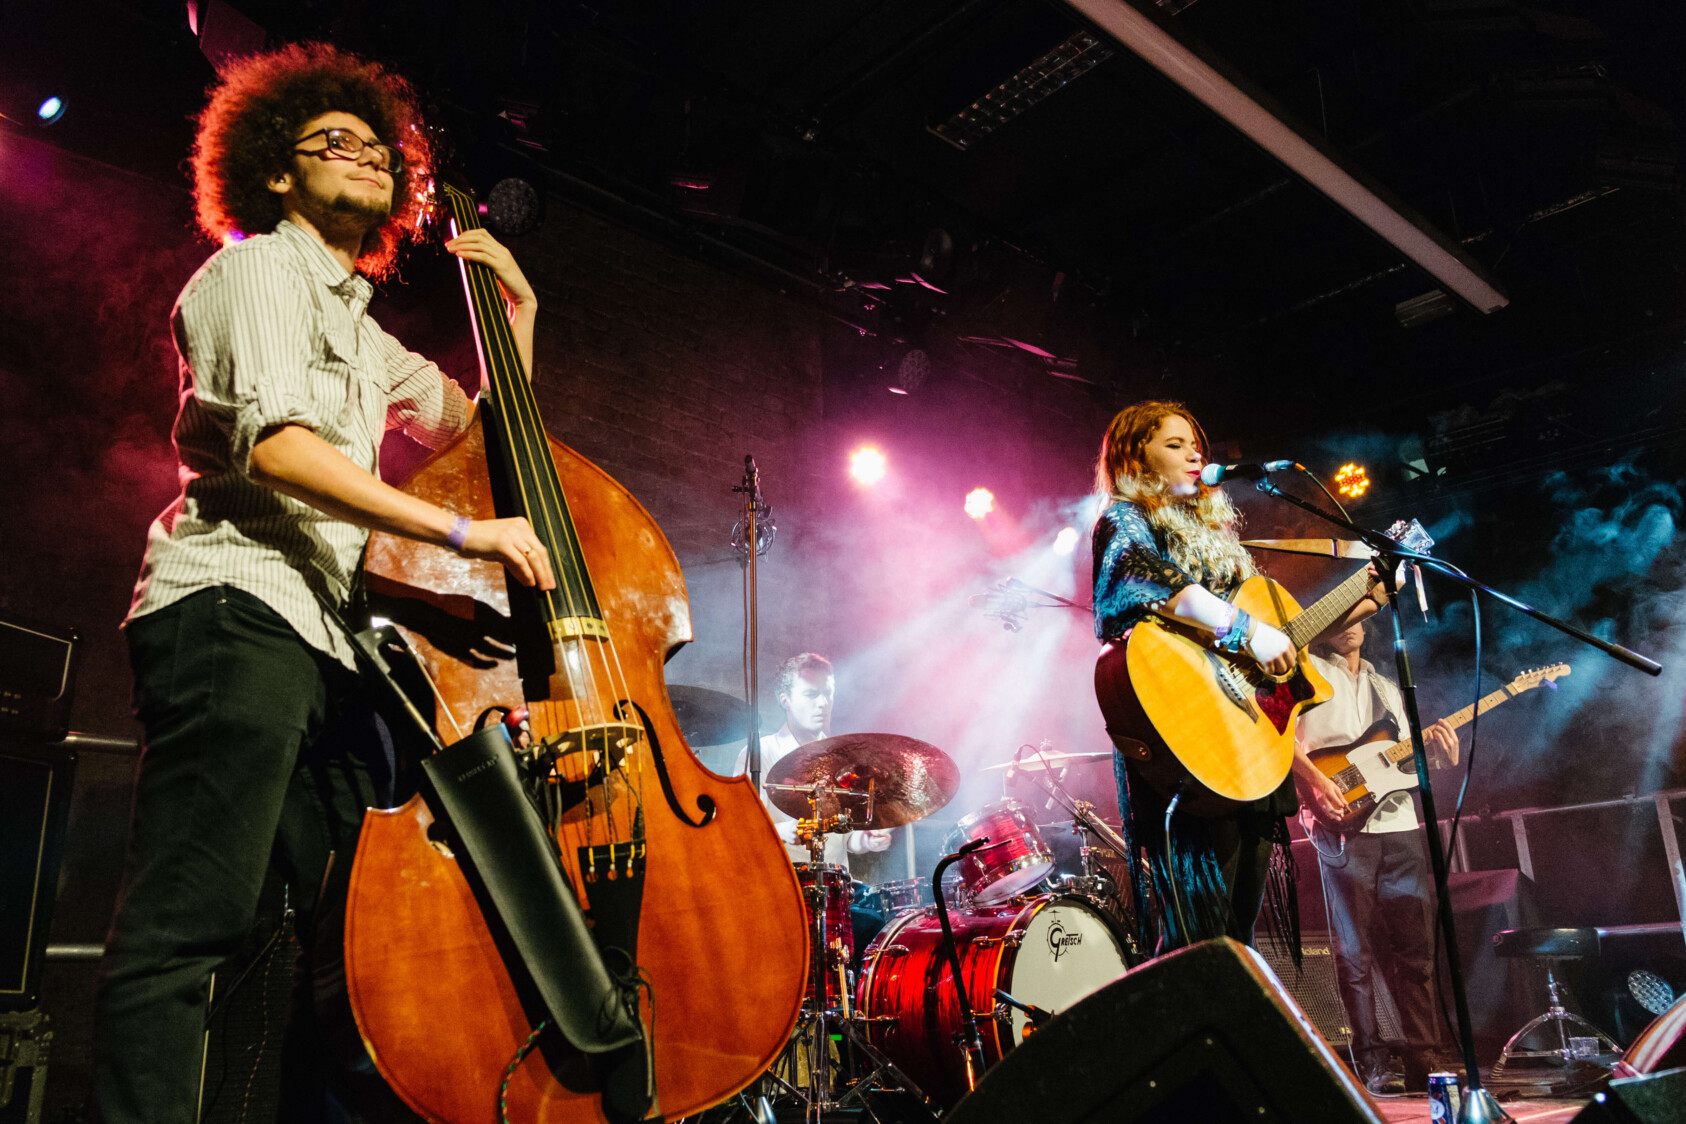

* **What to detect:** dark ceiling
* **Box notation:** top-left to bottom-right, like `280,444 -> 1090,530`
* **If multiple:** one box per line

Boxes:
9,0 -> 1686,454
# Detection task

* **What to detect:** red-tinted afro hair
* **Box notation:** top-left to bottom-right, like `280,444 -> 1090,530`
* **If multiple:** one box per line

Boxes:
190,42 -> 434,280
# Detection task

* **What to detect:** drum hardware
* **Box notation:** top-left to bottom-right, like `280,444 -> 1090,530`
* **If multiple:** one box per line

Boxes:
993,989 -> 1053,1041
756,733 -> 963,1121
763,775 -> 935,1122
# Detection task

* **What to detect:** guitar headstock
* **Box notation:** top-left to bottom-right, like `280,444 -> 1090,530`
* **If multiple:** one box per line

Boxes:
1385,518 -> 1435,556
1511,663 -> 1571,692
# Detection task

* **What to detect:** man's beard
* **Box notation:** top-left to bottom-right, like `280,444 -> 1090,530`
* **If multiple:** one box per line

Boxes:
294,180 -> 393,241
324,189 -> 392,227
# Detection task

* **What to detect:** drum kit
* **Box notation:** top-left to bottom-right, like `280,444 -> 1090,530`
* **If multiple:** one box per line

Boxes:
744,735 -> 1142,1120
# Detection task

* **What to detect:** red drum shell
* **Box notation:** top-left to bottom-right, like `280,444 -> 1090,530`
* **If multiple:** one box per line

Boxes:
795,862 -> 854,1008
943,800 -> 1054,904
854,894 -> 1130,1107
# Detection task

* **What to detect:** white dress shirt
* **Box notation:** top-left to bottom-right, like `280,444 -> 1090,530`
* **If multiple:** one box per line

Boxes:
1300,651 -> 1419,834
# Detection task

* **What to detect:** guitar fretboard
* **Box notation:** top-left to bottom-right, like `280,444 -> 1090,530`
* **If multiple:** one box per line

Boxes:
1282,564 -> 1375,650
1382,680 -> 1531,763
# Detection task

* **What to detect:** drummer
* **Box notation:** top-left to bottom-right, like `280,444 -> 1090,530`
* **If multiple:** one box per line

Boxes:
735,653 -> 893,867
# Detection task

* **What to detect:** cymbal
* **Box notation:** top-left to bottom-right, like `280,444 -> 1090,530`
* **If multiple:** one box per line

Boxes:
764,733 -> 960,830
665,685 -> 765,746
981,750 -> 1111,772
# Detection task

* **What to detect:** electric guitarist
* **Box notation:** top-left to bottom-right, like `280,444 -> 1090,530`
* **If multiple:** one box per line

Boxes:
1291,617 -> 1458,1096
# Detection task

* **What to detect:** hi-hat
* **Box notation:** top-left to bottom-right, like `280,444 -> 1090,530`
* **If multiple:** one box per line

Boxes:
981,750 -> 1111,772
764,733 -> 959,830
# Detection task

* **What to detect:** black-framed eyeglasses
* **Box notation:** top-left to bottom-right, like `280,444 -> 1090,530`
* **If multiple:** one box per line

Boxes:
292,127 -> 404,174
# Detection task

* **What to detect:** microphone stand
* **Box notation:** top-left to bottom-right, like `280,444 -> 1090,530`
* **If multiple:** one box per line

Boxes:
1253,476 -> 1661,1124
734,456 -> 773,792
933,839 -> 992,1093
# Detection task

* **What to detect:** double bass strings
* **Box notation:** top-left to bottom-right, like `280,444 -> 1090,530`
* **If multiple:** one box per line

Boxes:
447,186 -> 649,838
449,188 -> 640,840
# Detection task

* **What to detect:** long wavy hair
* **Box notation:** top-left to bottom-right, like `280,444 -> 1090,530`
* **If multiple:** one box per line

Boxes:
1095,400 -> 1257,587
189,43 -> 434,280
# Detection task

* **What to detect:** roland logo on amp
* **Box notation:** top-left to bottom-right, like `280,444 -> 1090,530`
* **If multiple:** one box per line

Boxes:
1047,920 -> 1084,962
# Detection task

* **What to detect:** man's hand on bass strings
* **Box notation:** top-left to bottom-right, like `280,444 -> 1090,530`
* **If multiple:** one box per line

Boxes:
458,517 -> 556,590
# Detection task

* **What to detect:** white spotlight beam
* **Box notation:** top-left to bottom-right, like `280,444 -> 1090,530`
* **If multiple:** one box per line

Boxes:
1064,0 -> 1509,314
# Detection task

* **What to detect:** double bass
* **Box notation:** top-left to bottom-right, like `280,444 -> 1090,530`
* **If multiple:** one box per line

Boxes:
342,182 -> 809,1121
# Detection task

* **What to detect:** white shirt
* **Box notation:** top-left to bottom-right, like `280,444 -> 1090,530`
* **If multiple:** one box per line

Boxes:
127,220 -> 472,667
1299,651 -> 1418,834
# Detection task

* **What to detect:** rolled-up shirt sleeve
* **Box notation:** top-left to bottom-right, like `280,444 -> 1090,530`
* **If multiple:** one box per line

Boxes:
175,251 -> 324,478
379,326 -> 472,450
1092,501 -> 1198,641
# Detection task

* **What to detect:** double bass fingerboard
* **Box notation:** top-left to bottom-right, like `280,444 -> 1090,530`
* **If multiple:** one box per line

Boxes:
441,183 -> 607,642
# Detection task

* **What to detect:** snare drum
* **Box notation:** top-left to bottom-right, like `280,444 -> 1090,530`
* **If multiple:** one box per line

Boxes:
855,894 -> 1131,1106
794,862 -> 854,1009
867,877 -> 930,916
942,799 -> 1055,904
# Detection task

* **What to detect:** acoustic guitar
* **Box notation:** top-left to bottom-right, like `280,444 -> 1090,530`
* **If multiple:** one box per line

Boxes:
1094,522 -> 1431,815
1304,663 -> 1569,835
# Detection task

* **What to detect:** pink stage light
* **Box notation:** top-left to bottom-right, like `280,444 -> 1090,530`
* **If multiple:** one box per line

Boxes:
1052,527 -> 1080,555
850,447 -> 887,485
964,488 -> 995,520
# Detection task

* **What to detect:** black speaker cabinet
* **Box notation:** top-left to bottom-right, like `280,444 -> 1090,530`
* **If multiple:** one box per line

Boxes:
0,742 -> 76,1013
1573,1067 -> 1686,1124
944,938 -> 1382,1124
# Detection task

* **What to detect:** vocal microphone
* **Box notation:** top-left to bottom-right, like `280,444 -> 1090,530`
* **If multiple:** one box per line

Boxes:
1199,459 -> 1300,486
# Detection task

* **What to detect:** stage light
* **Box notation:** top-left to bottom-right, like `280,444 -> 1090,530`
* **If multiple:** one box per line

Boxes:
1335,463 -> 1370,499
849,447 -> 887,485
1053,527 -> 1080,555
965,488 -> 995,520
35,96 -> 64,124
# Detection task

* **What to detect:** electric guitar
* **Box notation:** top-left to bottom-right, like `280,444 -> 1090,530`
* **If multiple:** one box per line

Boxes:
1304,663 -> 1570,835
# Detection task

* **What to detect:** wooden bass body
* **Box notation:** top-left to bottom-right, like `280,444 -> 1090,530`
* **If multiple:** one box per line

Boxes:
1094,575 -> 1331,816
344,419 -> 808,1122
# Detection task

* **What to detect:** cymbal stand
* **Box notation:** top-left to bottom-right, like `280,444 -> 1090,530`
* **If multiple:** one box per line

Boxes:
761,783 -> 929,1122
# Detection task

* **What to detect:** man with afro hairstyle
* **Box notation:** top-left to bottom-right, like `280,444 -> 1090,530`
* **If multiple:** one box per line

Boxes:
100,43 -> 551,1122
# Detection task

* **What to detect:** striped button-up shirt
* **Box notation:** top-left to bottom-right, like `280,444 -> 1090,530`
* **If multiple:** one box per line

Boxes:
128,220 -> 472,667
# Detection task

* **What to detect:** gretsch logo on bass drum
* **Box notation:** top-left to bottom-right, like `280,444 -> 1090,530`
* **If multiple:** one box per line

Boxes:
1047,920 -> 1083,962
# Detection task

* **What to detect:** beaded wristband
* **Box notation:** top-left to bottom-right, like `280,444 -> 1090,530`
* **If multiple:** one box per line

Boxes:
446,514 -> 471,553
1214,608 -> 1254,653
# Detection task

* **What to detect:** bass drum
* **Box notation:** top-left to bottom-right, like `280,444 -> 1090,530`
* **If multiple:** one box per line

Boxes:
855,894 -> 1130,1106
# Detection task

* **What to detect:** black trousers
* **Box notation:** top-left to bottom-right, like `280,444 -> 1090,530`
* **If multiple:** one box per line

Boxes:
95,586 -> 408,1124
1312,824 -> 1441,1068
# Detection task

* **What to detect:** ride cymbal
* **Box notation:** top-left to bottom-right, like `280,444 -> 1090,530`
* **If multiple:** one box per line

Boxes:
764,733 -> 959,829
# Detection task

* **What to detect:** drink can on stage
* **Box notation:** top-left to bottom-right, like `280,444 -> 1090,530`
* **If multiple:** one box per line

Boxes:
1427,1072 -> 1461,1121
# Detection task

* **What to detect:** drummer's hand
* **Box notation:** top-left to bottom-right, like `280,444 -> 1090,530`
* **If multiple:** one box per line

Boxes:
1246,622 -> 1297,677
849,829 -> 894,853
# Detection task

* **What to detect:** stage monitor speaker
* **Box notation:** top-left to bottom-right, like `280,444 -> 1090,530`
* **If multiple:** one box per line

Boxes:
945,938 -> 1382,1124
1571,1067 -> 1686,1124
0,743 -> 76,1013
